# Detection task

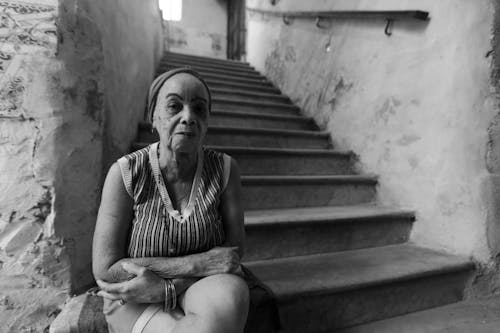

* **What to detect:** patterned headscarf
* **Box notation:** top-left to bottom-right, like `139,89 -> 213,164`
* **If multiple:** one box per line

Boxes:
147,67 -> 212,123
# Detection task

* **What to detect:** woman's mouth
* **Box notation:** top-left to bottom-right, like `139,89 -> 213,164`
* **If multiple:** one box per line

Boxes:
175,131 -> 196,137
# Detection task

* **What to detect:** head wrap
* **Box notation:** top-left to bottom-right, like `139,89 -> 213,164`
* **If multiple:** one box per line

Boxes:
147,67 -> 212,123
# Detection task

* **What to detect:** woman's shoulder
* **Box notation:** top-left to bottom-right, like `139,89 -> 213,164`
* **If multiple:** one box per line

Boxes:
119,143 -> 153,164
203,147 -> 230,161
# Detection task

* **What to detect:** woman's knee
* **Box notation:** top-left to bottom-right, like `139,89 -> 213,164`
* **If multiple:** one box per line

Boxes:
184,273 -> 249,318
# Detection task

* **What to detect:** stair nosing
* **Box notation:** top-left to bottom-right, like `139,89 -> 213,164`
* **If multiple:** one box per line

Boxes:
241,174 -> 378,185
244,205 -> 416,227
245,244 -> 474,301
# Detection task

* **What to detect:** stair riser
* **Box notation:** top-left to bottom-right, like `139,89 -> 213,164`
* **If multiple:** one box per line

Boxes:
207,81 -> 281,94
244,219 -> 412,261
230,153 -> 352,175
277,271 -> 472,332
213,101 -> 299,116
137,130 -> 330,149
212,91 -> 290,104
158,65 -> 263,80
164,54 -> 252,69
210,114 -> 316,131
241,183 -> 376,209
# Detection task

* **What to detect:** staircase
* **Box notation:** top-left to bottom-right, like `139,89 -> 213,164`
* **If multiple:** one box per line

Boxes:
50,52 -> 475,333
140,52 -> 474,331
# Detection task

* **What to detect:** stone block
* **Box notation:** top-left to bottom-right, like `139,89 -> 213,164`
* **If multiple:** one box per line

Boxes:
0,222 -> 42,256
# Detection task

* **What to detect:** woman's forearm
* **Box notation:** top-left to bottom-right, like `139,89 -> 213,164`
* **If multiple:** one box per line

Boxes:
99,246 -> 239,283
101,255 -> 200,283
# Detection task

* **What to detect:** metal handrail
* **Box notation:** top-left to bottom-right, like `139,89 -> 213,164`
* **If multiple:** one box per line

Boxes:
246,7 -> 430,36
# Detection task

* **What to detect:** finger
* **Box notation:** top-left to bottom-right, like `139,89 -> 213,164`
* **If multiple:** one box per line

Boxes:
97,279 -> 129,293
97,290 -> 122,301
122,262 -> 146,276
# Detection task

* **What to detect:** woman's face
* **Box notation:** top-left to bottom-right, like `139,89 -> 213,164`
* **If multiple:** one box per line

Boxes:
153,73 -> 210,154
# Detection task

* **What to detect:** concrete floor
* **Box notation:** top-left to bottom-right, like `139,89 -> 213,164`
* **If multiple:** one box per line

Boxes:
339,295 -> 500,333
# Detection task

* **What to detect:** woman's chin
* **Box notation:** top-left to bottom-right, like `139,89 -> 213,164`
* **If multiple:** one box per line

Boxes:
170,137 -> 201,152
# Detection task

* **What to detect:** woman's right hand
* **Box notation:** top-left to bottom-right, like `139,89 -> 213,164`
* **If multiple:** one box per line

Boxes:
198,246 -> 241,276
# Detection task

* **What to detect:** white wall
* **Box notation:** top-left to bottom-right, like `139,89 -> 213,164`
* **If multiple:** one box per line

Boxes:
247,0 -> 497,267
165,0 -> 228,58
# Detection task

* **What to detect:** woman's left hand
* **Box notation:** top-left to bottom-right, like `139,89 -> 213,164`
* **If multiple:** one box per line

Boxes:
96,262 -> 165,304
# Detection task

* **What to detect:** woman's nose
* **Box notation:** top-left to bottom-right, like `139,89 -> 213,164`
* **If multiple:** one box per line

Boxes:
180,107 -> 196,125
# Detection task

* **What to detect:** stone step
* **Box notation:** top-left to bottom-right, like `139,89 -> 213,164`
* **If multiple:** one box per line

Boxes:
187,71 -> 273,86
164,51 -> 252,69
158,63 -> 264,80
208,145 -> 353,175
159,59 -> 258,75
141,107 -> 313,131
246,244 -> 474,332
137,126 -> 332,150
241,175 -> 377,209
211,87 -> 291,104
213,98 -> 300,116
244,205 -> 415,261
338,295 -> 500,333
209,110 -> 316,131
206,78 -> 281,94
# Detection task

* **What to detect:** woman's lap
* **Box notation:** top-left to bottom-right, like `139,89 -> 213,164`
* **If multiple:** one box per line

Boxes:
104,274 -> 248,333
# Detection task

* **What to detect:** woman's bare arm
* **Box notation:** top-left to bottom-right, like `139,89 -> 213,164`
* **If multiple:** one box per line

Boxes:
219,157 -> 245,258
92,162 -> 240,284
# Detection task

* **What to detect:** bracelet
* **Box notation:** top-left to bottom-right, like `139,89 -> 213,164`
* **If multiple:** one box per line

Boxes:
164,279 -> 177,311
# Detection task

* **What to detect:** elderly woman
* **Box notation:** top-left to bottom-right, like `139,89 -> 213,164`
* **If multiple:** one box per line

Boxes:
92,68 -> 250,333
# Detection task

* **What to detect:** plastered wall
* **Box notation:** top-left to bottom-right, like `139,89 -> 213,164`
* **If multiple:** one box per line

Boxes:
165,0 -> 227,58
0,0 -> 163,331
247,0 -> 500,293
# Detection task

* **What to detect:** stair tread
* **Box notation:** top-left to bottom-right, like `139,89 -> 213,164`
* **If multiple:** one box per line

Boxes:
245,244 -> 473,300
208,125 -> 329,136
141,109 -> 310,122
197,72 -> 269,82
164,51 -> 251,66
244,204 -> 415,226
160,60 -> 257,71
138,123 -> 327,136
338,295 -> 500,333
211,87 -> 287,99
211,109 -> 310,121
213,97 -> 295,108
207,145 -> 352,156
205,78 -> 280,91
241,174 -> 377,183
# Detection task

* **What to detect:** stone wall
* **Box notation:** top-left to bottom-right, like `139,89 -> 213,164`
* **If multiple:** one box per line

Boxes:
0,0 -> 163,331
165,0 -> 227,58
246,0 -> 500,294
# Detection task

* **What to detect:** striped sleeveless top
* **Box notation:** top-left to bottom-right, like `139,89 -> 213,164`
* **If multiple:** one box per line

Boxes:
117,142 -> 231,258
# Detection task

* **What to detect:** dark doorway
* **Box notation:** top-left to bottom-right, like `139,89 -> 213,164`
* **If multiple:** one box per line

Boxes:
227,0 -> 246,60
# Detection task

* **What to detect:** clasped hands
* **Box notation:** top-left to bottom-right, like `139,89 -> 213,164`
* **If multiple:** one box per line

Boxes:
94,246 -> 242,304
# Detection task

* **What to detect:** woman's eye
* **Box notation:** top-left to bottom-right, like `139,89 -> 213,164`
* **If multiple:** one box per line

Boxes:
193,104 -> 208,116
167,102 -> 182,112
